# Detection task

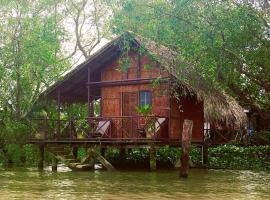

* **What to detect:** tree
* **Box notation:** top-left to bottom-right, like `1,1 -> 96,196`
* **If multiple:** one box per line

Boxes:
0,0 -> 112,119
61,0 -> 113,61
0,0 -> 72,148
0,0 -> 113,164
0,0 -> 68,121
109,0 -> 270,120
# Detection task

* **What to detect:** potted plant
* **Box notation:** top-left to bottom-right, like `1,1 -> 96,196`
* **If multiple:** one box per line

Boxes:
75,119 -> 89,139
136,104 -> 152,137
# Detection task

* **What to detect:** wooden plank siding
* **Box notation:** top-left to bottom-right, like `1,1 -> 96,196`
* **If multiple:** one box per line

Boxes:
170,97 -> 204,141
100,50 -> 204,142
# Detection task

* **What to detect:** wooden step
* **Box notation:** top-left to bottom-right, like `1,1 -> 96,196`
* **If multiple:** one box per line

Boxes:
75,164 -> 94,170
46,145 -> 95,171
69,162 -> 82,168
69,163 -> 94,171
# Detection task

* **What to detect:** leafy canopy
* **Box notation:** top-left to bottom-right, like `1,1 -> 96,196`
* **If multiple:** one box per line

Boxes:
109,0 -> 270,116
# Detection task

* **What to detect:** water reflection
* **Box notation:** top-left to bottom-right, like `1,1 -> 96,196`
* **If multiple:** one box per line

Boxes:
0,168 -> 269,200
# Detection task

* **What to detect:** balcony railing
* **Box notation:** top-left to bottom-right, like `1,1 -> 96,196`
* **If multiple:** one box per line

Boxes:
29,116 -> 168,140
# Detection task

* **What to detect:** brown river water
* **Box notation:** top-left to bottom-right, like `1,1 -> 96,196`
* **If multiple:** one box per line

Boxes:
0,167 -> 269,200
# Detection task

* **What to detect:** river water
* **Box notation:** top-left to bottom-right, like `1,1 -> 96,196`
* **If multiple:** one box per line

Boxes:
0,167 -> 269,200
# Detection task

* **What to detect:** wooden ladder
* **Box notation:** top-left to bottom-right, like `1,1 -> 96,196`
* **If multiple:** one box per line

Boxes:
46,144 -> 94,171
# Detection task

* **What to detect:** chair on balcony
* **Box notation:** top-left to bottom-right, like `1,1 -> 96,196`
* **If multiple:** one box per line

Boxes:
93,120 -> 111,138
145,117 -> 167,138
155,117 -> 166,131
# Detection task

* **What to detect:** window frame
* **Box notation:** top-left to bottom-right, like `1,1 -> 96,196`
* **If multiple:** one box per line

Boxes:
139,90 -> 152,107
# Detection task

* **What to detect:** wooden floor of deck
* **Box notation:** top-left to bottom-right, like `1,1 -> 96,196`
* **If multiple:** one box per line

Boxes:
27,138 -> 205,147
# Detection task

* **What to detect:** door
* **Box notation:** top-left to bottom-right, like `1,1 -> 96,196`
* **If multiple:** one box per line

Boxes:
122,92 -> 138,137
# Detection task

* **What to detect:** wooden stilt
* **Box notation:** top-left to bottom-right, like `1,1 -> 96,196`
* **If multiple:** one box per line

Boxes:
87,148 -> 115,171
72,146 -> 78,159
38,144 -> 45,170
202,142 -> 209,166
175,157 -> 194,168
52,157 -> 58,172
101,148 -> 106,157
149,146 -> 156,171
180,119 -> 193,178
119,148 -> 126,161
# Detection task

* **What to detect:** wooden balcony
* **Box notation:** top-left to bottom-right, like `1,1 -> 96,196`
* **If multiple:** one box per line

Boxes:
26,116 -> 193,146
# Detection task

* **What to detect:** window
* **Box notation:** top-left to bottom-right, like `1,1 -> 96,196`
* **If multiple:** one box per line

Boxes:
139,91 -> 152,106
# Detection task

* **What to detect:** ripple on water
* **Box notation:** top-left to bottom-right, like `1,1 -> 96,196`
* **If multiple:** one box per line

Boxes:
0,168 -> 269,200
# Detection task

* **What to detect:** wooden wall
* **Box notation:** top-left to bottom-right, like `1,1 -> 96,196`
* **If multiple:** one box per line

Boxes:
101,51 -> 168,80
101,85 -> 169,116
99,50 -> 204,141
170,96 -> 204,141
101,50 -> 170,117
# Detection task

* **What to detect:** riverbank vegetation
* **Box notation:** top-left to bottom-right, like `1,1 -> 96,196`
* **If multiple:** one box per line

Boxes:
0,144 -> 269,171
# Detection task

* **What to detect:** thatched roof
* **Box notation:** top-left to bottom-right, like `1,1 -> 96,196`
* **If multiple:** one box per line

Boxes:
42,32 -> 247,128
132,34 -> 247,128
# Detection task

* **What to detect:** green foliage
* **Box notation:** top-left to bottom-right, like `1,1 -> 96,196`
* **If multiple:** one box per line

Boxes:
0,144 -> 269,170
208,145 -> 270,170
127,148 -> 149,162
0,0 -> 69,146
105,148 -> 120,161
22,144 -> 39,165
2,144 -> 23,165
0,144 -> 39,166
0,120 -> 29,144
104,145 -> 270,170
150,77 -> 163,90
110,0 -> 270,117
252,130 -> 270,145
143,64 -> 153,70
77,147 -> 88,161
156,146 -> 180,163
136,104 -> 152,115
119,57 -> 132,73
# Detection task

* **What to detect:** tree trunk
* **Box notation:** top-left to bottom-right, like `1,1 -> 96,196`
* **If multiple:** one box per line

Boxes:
180,119 -> 193,178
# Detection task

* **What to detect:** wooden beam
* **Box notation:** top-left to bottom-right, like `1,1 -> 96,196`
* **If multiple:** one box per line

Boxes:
87,77 -> 171,87
180,119 -> 193,178
88,148 -> 115,171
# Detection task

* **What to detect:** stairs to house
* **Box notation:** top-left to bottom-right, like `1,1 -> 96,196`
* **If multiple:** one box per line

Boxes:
46,144 -> 94,171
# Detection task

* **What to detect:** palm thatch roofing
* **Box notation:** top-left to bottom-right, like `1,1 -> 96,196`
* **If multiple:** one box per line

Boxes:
43,32 -> 247,129
133,34 -> 247,128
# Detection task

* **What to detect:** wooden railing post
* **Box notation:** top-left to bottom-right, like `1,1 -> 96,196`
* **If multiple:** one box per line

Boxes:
180,119 -> 193,178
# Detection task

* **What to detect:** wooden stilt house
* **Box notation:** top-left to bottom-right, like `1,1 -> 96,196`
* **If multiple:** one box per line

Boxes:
31,34 -> 246,145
